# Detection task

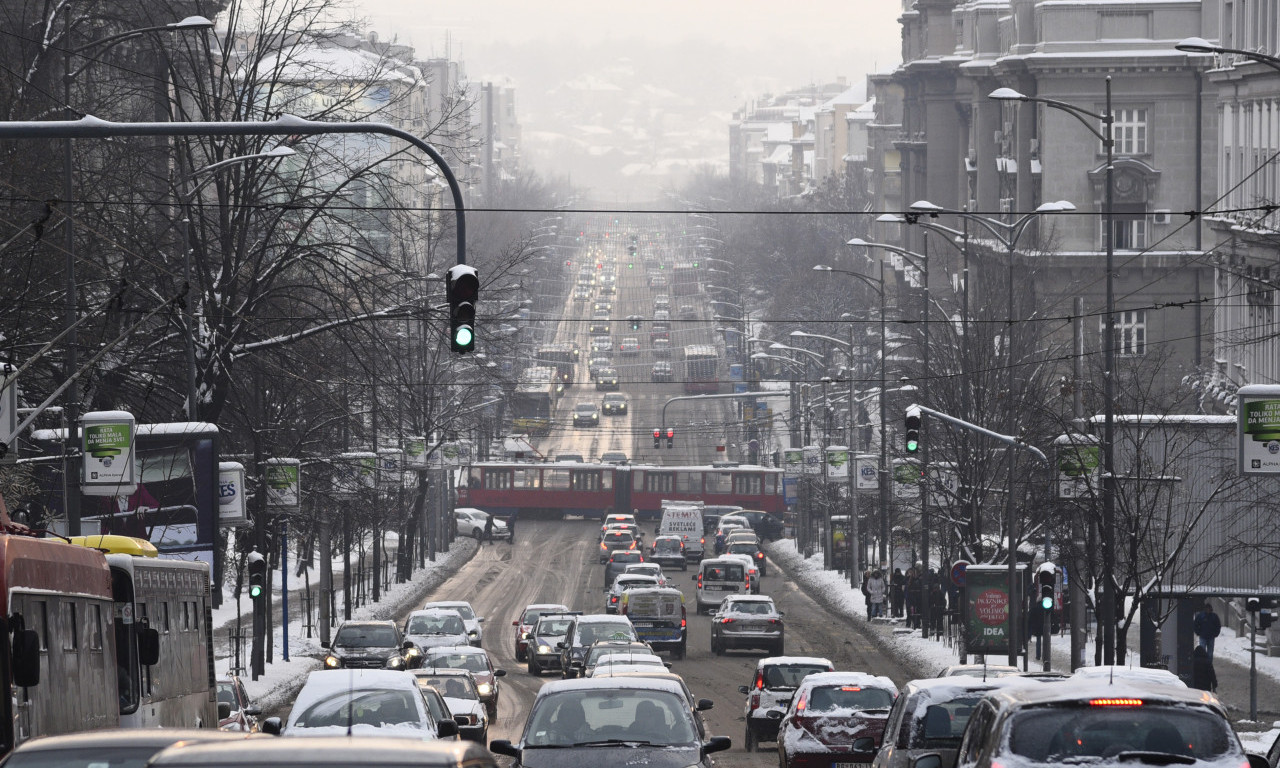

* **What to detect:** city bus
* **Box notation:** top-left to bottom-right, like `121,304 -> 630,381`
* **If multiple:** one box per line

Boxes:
682,345 -> 720,394
511,367 -> 559,436
672,263 -> 699,296
536,344 -> 577,387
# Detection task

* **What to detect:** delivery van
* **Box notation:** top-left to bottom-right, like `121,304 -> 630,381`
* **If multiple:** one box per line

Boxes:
695,556 -> 749,614
658,503 -> 704,561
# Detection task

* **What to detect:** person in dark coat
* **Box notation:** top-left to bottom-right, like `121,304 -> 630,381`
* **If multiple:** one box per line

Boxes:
904,566 -> 921,629
483,515 -> 494,544
1192,603 -> 1221,659
890,568 -> 906,618
927,571 -> 946,636
1190,645 -> 1217,692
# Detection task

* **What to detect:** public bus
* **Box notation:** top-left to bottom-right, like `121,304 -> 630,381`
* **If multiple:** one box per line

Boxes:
457,462 -> 785,521
0,528 -> 216,754
682,345 -> 720,394
536,344 -> 577,387
672,263 -> 699,296
511,367 -> 559,436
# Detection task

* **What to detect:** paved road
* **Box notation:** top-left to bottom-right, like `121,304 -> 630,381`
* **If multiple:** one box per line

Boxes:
423,519 -> 923,764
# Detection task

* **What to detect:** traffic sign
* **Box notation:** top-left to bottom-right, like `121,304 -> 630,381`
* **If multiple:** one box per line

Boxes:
950,560 -> 969,587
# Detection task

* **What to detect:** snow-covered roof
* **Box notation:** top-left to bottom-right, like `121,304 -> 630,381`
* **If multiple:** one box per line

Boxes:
756,656 -> 834,668
255,45 -> 415,85
764,144 -> 793,165
797,671 -> 898,691
288,669 -> 422,727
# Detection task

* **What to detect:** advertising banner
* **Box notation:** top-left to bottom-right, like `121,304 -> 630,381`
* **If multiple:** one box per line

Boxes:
802,445 -> 822,476
404,436 -> 428,469
218,462 -> 247,527
965,565 -> 1023,655
81,411 -> 137,496
335,452 -> 376,498
1054,433 -> 1100,498
892,458 -> 920,500
377,449 -> 403,489
264,458 -> 301,511
1238,385 -> 1280,475
782,476 -> 798,505
825,446 -> 849,480
431,441 -> 473,468
855,455 -> 879,490
783,448 -> 804,475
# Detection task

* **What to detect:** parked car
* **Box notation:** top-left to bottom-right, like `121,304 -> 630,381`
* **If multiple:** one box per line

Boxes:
527,612 -> 580,676
739,656 -> 835,751
403,609 -> 472,654
420,601 -> 485,646
558,614 -> 638,678
323,620 -> 409,670
488,678 -> 729,767
268,668 -> 441,739
512,603 -> 570,662
601,392 -> 628,414
454,508 -> 510,541
776,672 -> 898,768
418,646 -> 507,719
869,675 -> 1028,768
710,595 -> 784,655
217,675 -> 261,732
411,669 -> 489,743
652,361 -> 674,382
572,402 -> 600,426
595,369 -> 619,391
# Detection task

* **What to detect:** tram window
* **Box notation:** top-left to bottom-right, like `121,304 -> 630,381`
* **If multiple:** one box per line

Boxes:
601,471 -> 613,490
161,602 -> 171,633
766,475 -> 777,494
706,473 -> 732,494
182,602 -> 191,632
35,600 -> 48,651
544,469 -> 571,490
675,472 -> 701,493
644,473 -> 674,493
483,470 -> 512,490
733,474 -> 763,495
571,471 -> 600,491
467,467 -> 481,489
513,468 -> 541,489
89,604 -> 103,651
61,602 -> 78,651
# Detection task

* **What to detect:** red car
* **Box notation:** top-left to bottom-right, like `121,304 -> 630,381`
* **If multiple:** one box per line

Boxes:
776,671 -> 897,768
512,603 -> 569,661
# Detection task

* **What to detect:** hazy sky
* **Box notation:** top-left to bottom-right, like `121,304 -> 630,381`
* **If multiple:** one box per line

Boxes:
353,1 -> 905,194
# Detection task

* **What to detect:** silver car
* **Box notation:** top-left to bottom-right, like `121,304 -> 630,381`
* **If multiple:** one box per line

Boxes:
710,595 -> 784,655
403,609 -> 471,654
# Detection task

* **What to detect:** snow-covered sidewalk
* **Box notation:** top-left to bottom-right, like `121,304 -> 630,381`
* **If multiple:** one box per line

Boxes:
765,538 -> 1280,753
214,539 -> 479,713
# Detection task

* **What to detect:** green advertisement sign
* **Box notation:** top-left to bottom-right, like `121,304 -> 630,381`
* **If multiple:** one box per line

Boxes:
81,411 -> 136,494
264,459 -> 300,510
85,424 -> 130,460
965,566 -> 1021,655
1239,389 -> 1280,475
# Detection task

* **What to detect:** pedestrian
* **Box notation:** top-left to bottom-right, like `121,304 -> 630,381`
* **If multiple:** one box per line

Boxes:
1027,595 -> 1046,660
904,566 -> 921,629
890,568 -> 906,618
506,515 -> 516,544
866,569 -> 888,619
928,571 -> 946,636
1190,645 -> 1217,692
714,529 -> 727,556
1192,602 -> 1221,658
483,515 -> 494,544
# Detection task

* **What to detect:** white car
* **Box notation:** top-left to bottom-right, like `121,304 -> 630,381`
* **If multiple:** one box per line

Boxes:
421,600 -> 485,646
282,669 -> 439,739
453,508 -> 511,542
411,669 -> 489,743
403,609 -> 471,653
622,562 -> 667,587
605,574 -> 660,614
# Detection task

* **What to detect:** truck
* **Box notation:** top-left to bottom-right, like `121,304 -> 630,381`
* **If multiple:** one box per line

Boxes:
658,502 -> 704,562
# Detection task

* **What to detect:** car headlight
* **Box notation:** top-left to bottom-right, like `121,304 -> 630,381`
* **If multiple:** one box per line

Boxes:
520,631 -> 530,640
538,644 -> 553,654
324,655 -> 342,669
468,630 -> 478,637
476,683 -> 492,696
385,656 -> 405,670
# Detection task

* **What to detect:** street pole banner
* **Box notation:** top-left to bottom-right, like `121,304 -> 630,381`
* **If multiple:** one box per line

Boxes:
966,565 -> 1018,655
218,462 -> 248,527
335,452 -> 376,498
825,446 -> 850,480
1238,385 -> 1280,475
404,436 -> 428,469
377,449 -> 403,489
81,410 -> 137,496
855,455 -> 879,490
431,440 -> 473,468
1054,433 -> 1100,498
0,363 -> 15,465
802,445 -> 822,476
892,458 -> 920,500
783,448 -> 804,475
264,458 -> 301,511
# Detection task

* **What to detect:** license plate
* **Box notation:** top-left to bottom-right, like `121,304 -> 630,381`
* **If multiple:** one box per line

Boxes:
833,763 -> 872,768
741,622 -> 767,631
632,622 -> 655,628
709,585 -> 733,590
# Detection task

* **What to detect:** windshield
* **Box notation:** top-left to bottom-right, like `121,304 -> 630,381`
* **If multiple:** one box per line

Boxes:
423,652 -> 488,673
728,544 -> 757,555
407,614 -> 466,636
431,604 -> 475,621
910,694 -> 987,747
333,625 -> 397,648
1007,704 -> 1237,762
293,689 -> 424,729
418,675 -> 479,700
217,682 -> 239,708
703,564 -> 745,582
805,685 -> 894,712
763,664 -> 831,689
655,539 -> 681,552
525,689 -> 697,747
537,619 -> 573,637
727,601 -> 775,615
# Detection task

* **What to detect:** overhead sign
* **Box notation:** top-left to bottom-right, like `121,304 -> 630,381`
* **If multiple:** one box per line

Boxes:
404,436 -> 428,469
431,440 -> 473,468
802,445 -> 822,476
1238,385 -> 1280,475
81,411 -> 137,496
782,448 -> 804,475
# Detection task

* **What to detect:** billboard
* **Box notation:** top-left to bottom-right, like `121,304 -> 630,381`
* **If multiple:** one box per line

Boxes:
965,565 -> 1024,656
1238,385 -> 1280,475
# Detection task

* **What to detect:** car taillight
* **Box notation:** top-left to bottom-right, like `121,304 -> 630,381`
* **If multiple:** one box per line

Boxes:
1089,698 -> 1143,707
750,692 -> 761,710
681,617 -> 687,628
610,596 -> 618,603
840,686 -> 862,692
754,670 -> 764,690
756,551 -> 764,559
796,692 -> 808,711
721,617 -> 734,624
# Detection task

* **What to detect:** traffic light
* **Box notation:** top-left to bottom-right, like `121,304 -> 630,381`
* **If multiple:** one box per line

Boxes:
247,551 -> 266,603
666,428 -> 675,449
446,265 -> 479,354
631,318 -> 641,331
1038,569 -> 1054,611
904,406 -> 921,454
1248,597 -> 1261,614
653,429 -> 661,449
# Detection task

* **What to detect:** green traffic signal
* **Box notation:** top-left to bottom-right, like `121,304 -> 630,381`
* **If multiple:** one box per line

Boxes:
906,437 -> 919,453
454,325 -> 474,348
249,582 -> 263,599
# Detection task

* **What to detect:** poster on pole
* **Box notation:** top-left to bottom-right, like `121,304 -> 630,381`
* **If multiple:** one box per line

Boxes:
81,411 -> 137,496
825,446 -> 849,480
1054,433 -> 1100,498
802,445 -> 822,476
335,452 -> 376,498
377,449 -> 403,489
1237,385 -> 1280,475
965,564 -> 1023,655
404,436 -> 428,469
892,458 -> 920,500
264,458 -> 301,511
783,448 -> 804,475
218,462 -> 248,527
855,455 -> 879,490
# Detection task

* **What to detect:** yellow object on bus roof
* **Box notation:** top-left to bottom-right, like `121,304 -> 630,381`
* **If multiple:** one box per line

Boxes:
68,535 -> 159,557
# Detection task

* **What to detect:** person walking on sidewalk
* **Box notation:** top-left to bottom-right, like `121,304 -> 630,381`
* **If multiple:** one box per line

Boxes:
890,568 -> 905,618
483,515 -> 494,544
506,515 -> 515,543
1191,645 -> 1217,692
904,566 -> 921,629
1193,602 -> 1221,658
865,569 -> 887,619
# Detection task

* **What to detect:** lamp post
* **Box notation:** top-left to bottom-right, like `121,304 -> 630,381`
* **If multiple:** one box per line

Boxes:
989,80 -> 1117,665
59,14 -> 213,535
1175,37 -> 1280,71
180,146 -> 296,420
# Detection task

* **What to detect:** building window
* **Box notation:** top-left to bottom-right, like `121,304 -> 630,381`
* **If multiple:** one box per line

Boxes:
1110,108 -> 1148,155
1106,217 -> 1147,251
1101,310 -> 1147,356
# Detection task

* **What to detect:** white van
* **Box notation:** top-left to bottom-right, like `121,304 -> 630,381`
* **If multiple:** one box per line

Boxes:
658,505 -> 704,561
695,556 -> 749,614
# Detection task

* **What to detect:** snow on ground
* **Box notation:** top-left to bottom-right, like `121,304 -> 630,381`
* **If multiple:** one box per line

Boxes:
214,538 -> 479,714
766,538 -> 1280,751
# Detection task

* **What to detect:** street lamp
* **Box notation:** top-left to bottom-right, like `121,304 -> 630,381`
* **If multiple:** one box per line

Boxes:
1175,37 -> 1280,71
180,146 -> 296,419
989,79 -> 1118,665
59,14 -> 213,536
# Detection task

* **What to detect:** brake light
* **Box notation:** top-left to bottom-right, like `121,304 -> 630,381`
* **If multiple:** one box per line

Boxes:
754,670 -> 764,690
700,537 -> 705,545
796,692 -> 808,712
756,551 -> 764,559
750,692 -> 761,710
721,617 -> 734,624
680,617 -> 686,628
840,686 -> 862,692
1089,698 -> 1143,707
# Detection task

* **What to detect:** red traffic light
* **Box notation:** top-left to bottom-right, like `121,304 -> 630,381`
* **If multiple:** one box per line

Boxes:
653,429 -> 661,439
665,428 -> 674,439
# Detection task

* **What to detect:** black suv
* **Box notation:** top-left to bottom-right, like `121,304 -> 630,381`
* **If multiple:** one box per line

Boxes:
323,620 -> 410,670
